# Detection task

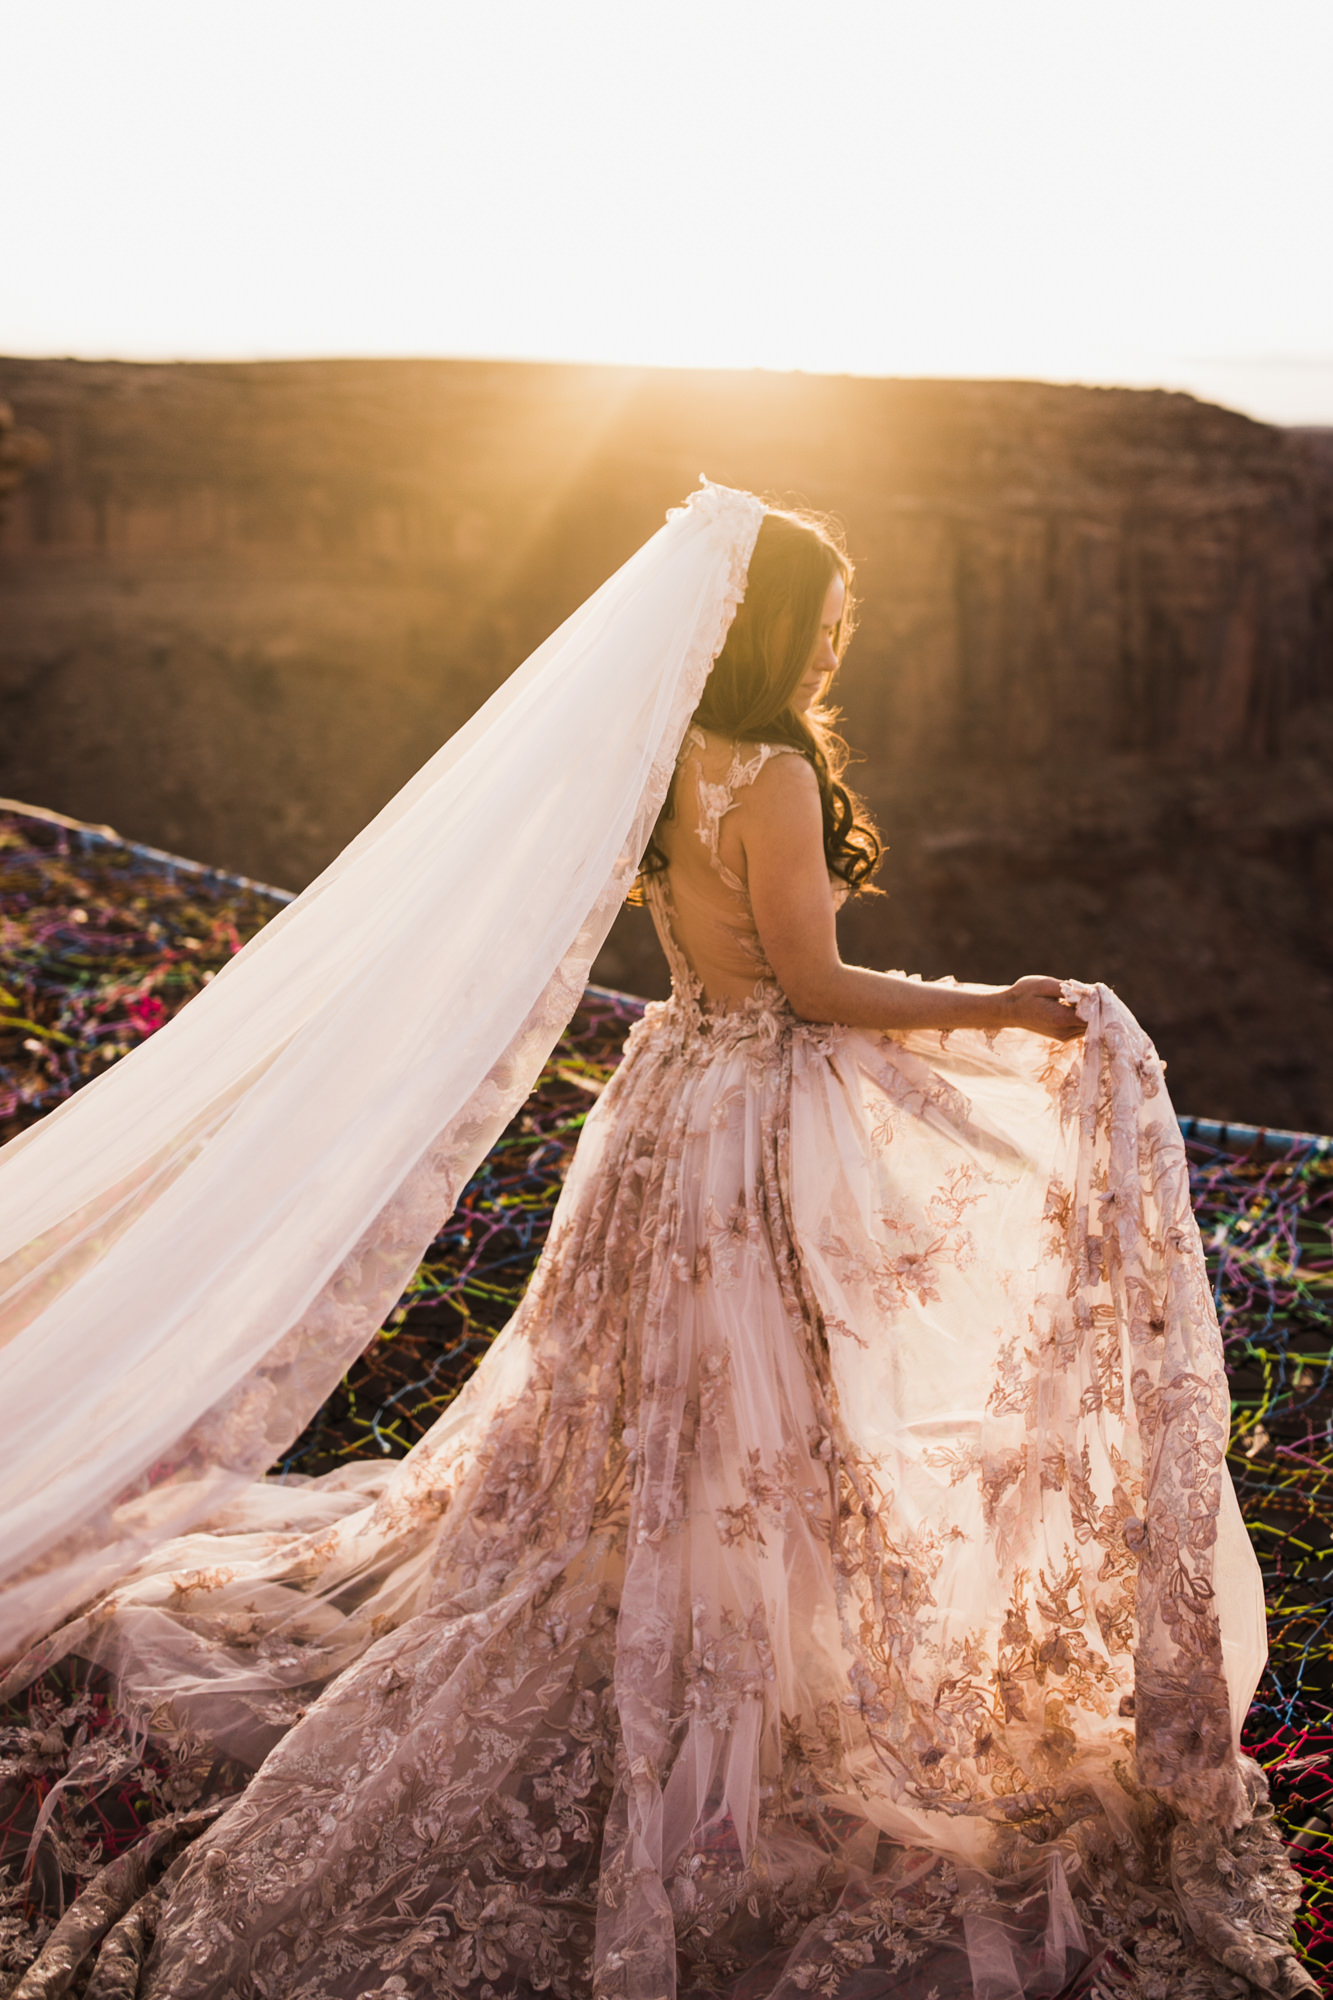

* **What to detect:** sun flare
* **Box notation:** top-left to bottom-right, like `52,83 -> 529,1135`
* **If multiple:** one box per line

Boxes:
3,0 -> 1333,421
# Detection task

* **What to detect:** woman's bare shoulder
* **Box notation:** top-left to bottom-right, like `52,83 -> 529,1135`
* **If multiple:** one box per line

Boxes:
735,751 -> 823,873
743,745 -> 819,809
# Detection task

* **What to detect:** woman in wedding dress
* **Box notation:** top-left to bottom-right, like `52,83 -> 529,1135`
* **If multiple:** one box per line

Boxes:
0,490 -> 1313,2000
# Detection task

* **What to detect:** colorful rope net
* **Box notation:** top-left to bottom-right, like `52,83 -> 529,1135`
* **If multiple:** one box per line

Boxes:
0,802 -> 1329,1985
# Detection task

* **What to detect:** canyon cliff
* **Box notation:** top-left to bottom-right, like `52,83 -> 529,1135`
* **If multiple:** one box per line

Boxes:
1,356 -> 1331,1128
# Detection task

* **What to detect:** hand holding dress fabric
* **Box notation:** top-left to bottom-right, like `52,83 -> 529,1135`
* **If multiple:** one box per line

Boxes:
1000,975 -> 1088,1040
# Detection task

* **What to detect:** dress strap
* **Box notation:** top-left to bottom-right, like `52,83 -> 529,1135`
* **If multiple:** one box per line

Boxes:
690,737 -> 803,892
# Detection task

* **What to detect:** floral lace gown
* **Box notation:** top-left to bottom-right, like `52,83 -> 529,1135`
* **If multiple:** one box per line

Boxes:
9,729 -> 1313,2000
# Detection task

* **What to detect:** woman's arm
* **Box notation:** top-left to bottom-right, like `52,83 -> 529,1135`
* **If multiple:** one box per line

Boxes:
741,754 -> 1084,1040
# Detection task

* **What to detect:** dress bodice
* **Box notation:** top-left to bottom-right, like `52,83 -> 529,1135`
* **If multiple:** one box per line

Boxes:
646,726 -> 841,1012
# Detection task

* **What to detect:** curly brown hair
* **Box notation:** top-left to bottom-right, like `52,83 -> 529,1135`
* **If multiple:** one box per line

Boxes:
639,504 -> 882,892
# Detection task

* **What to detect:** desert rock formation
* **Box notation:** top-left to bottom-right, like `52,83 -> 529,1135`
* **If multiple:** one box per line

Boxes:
1,357 -> 1331,1128
0,399 -> 49,517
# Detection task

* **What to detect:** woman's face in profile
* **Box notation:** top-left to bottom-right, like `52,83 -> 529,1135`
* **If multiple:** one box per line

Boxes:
793,572 -> 846,713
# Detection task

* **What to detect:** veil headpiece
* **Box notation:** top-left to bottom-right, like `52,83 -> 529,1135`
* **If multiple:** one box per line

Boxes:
0,478 -> 766,1660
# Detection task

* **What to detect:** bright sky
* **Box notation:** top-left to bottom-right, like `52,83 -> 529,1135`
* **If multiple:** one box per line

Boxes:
6,0 -> 1333,424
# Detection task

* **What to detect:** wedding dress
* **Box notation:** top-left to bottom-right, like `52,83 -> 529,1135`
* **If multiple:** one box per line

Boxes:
0,484 -> 1313,1999
5,727 -> 1312,2000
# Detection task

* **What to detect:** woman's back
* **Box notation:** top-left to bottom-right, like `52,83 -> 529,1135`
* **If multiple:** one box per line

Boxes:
648,725 -> 829,1010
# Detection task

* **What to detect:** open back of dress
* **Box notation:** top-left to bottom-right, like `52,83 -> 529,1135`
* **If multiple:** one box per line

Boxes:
645,725 -> 813,1008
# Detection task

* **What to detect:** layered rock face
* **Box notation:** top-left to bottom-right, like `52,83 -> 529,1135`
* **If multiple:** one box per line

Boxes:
1,356 -> 1331,1127
0,399 -> 50,511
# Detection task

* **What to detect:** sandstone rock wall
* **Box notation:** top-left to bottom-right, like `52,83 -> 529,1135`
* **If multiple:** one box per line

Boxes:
2,357 -> 1331,1128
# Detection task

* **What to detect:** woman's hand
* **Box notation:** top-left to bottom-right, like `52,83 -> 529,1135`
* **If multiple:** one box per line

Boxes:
1001,976 -> 1087,1040
741,759 -> 1091,1040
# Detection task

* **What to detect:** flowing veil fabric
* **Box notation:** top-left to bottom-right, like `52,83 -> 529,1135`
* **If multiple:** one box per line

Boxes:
0,479 -> 766,1664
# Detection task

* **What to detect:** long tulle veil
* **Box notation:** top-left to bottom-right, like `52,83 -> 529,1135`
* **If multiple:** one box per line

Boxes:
0,478 -> 766,1664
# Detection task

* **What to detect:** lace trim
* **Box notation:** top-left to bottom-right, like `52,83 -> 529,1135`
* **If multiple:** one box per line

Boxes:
689,734 -> 802,895
623,987 -> 835,1073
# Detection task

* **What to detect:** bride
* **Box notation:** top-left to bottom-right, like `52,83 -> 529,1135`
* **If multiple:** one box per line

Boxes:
0,486 -> 1312,1999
